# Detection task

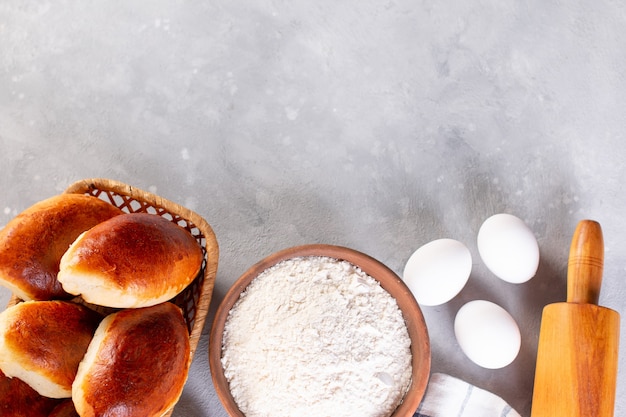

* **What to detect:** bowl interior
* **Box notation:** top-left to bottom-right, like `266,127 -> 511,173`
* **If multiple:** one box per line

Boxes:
209,244 -> 431,417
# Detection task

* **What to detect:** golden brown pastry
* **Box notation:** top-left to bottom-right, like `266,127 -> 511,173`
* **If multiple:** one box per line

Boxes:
48,400 -> 80,417
0,369 -> 62,417
0,301 -> 101,399
0,194 -> 122,301
72,302 -> 190,417
58,213 -> 203,308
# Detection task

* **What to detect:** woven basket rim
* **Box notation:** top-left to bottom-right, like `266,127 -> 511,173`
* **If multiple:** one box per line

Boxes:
5,178 -> 219,417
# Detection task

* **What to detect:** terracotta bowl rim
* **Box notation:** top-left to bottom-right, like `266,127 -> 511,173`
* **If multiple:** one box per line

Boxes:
208,243 -> 431,417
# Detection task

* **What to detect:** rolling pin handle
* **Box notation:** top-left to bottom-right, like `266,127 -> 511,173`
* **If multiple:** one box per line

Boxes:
567,220 -> 604,305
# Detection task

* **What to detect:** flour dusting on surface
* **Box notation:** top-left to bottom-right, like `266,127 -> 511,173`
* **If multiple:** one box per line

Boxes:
221,256 -> 412,417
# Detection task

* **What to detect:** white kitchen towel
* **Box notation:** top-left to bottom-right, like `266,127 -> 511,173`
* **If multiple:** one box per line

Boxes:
414,373 -> 522,417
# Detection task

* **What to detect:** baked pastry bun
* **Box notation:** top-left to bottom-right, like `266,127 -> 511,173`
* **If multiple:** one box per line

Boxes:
49,399 -> 80,417
73,302 -> 191,417
58,213 -> 203,308
0,301 -> 101,399
0,369 -> 62,416
0,194 -> 122,301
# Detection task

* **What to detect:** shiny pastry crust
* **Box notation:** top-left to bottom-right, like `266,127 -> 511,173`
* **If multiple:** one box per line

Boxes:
0,369 -> 62,416
0,194 -> 123,301
58,213 -> 203,308
0,301 -> 101,399
73,302 -> 190,417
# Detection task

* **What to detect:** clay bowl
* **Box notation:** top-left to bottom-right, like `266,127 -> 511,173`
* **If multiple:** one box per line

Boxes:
209,244 -> 431,416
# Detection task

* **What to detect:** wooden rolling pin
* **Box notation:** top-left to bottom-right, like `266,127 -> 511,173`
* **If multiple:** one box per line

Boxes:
531,220 -> 620,416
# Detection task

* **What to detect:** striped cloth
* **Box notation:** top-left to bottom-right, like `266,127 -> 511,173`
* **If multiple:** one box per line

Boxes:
414,373 -> 522,417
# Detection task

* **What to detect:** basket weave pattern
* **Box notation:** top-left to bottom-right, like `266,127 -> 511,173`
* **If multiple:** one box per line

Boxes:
6,178 -> 219,417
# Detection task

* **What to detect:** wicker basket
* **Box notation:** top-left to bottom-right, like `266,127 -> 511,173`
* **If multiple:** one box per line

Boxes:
6,178 -> 219,417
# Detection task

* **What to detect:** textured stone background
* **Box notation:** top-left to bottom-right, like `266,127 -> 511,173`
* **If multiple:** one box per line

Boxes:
1,1 -> 625,416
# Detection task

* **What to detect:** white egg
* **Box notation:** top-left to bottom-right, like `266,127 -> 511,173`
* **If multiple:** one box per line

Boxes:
402,239 -> 472,306
477,213 -> 539,284
454,300 -> 521,369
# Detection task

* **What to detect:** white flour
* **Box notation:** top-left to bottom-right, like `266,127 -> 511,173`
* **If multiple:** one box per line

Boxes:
221,256 -> 413,417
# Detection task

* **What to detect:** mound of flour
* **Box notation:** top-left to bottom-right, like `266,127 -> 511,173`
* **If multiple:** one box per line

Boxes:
221,256 -> 412,417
